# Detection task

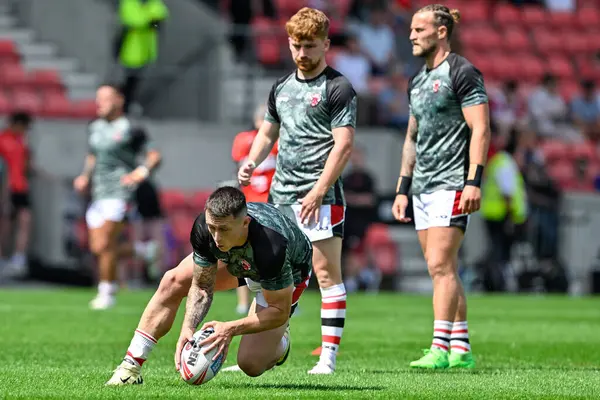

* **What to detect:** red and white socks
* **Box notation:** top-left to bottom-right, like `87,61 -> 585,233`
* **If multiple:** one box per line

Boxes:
450,321 -> 471,354
320,283 -> 347,366
431,320 -> 452,352
124,329 -> 157,367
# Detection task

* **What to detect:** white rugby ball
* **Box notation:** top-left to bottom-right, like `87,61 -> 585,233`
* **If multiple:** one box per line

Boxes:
179,328 -> 225,385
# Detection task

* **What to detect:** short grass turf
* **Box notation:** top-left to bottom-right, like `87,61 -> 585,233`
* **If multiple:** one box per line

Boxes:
0,289 -> 599,399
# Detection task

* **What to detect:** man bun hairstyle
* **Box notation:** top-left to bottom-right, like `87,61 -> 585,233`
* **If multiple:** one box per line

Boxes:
417,4 -> 461,39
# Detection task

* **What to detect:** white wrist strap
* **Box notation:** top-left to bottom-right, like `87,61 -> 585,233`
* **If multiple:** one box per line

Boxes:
137,165 -> 150,178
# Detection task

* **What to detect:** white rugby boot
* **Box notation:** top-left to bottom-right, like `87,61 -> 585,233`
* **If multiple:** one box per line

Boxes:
308,359 -> 335,375
89,295 -> 116,310
105,359 -> 143,385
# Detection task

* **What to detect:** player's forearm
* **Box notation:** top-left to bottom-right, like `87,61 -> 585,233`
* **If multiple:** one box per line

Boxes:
398,116 -> 418,182
182,285 -> 213,332
314,140 -> 353,196
248,130 -> 276,167
469,124 -> 491,167
228,306 -> 288,336
81,154 -> 96,178
142,149 -> 162,171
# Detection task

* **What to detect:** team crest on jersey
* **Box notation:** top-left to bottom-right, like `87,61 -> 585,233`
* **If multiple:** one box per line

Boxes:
241,260 -> 251,271
310,93 -> 321,107
432,80 -> 441,93
113,131 -> 123,141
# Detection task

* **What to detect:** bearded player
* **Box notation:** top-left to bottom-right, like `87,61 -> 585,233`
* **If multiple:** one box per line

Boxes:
231,104 -> 278,316
238,7 -> 356,375
392,4 -> 490,369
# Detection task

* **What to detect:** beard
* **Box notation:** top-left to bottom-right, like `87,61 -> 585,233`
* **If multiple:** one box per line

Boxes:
295,57 -> 320,72
413,41 -> 437,58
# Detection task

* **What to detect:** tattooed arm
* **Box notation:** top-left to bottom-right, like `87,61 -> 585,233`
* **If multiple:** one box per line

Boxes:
182,262 -> 217,332
398,115 -> 418,183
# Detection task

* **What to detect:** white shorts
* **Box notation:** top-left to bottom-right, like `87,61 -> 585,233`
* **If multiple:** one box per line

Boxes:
85,199 -> 128,229
276,204 -> 345,242
243,274 -> 311,316
412,190 -> 469,232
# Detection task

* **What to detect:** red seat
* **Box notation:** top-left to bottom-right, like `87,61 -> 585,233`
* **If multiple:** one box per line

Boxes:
502,28 -> 530,52
460,26 -> 502,51
576,7 -> 600,28
562,32 -> 590,55
0,90 -> 12,115
189,190 -> 211,213
532,29 -> 563,55
256,38 -> 281,65
520,55 -> 545,83
521,6 -> 547,27
0,39 -> 19,63
161,190 -> 188,212
457,2 -> 489,23
547,55 -> 575,79
70,99 -> 97,119
40,91 -> 71,118
490,55 -> 521,80
30,69 -> 63,90
540,140 -> 570,163
494,4 -> 522,27
574,56 -> 600,80
548,160 -> 576,183
11,88 -> 42,115
548,12 -> 575,29
170,212 -> 195,243
571,142 -> 598,162
325,47 -> 340,66
0,63 -> 29,87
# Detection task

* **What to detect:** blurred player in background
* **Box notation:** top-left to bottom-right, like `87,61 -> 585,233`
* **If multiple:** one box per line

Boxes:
231,104 -> 278,315
0,112 -> 41,277
106,187 -> 312,385
238,7 -> 357,374
392,5 -> 490,369
73,84 -> 162,310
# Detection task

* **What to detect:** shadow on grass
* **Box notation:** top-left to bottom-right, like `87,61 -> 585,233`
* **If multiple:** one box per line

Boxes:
224,382 -> 385,391
366,365 -> 600,375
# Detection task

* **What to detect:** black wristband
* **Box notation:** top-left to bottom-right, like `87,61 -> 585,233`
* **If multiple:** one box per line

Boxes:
397,176 -> 412,195
465,164 -> 484,187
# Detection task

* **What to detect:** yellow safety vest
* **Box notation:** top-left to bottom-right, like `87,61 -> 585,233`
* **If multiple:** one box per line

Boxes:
119,0 -> 169,68
480,152 -> 528,224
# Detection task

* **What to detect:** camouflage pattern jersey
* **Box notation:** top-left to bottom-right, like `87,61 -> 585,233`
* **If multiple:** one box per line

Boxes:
264,66 -> 357,205
408,53 -> 488,195
191,202 -> 313,291
87,116 -> 153,201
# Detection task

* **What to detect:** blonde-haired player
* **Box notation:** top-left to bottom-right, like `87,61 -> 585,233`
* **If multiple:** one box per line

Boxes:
238,7 -> 357,374
392,4 -> 490,369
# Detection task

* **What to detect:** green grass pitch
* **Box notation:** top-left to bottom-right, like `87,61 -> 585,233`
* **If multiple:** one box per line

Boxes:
0,289 -> 599,399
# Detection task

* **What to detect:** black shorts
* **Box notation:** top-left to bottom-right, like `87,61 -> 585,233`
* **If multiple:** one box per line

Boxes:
134,180 -> 163,220
11,192 -> 30,211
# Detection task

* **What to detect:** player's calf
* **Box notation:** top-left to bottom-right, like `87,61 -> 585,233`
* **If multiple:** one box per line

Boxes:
237,320 -> 290,377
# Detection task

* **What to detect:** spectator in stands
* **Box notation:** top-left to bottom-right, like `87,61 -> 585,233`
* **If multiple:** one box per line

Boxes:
0,112 -> 36,277
229,0 -> 276,62
356,6 -> 396,76
480,128 -> 528,291
544,0 -> 575,11
333,35 -> 370,95
347,0 -> 388,23
342,146 -> 378,292
490,80 -> 528,140
528,74 -> 582,142
115,0 -> 169,113
570,80 -> 600,142
377,65 -> 410,129
517,129 -> 562,261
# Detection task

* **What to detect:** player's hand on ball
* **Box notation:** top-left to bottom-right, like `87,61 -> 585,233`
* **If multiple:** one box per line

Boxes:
238,161 -> 256,186
73,175 -> 89,193
300,188 -> 324,225
392,195 -> 411,223
459,185 -> 481,214
175,327 -> 195,371
198,321 -> 234,361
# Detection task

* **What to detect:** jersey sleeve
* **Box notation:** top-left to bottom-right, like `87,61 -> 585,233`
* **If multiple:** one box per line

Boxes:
130,126 -> 155,154
254,228 -> 294,291
190,214 -> 218,267
264,82 -> 280,124
328,76 -> 357,129
452,62 -> 488,108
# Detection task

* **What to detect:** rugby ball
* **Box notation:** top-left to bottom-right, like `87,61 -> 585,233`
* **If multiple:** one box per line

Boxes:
179,328 -> 225,385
